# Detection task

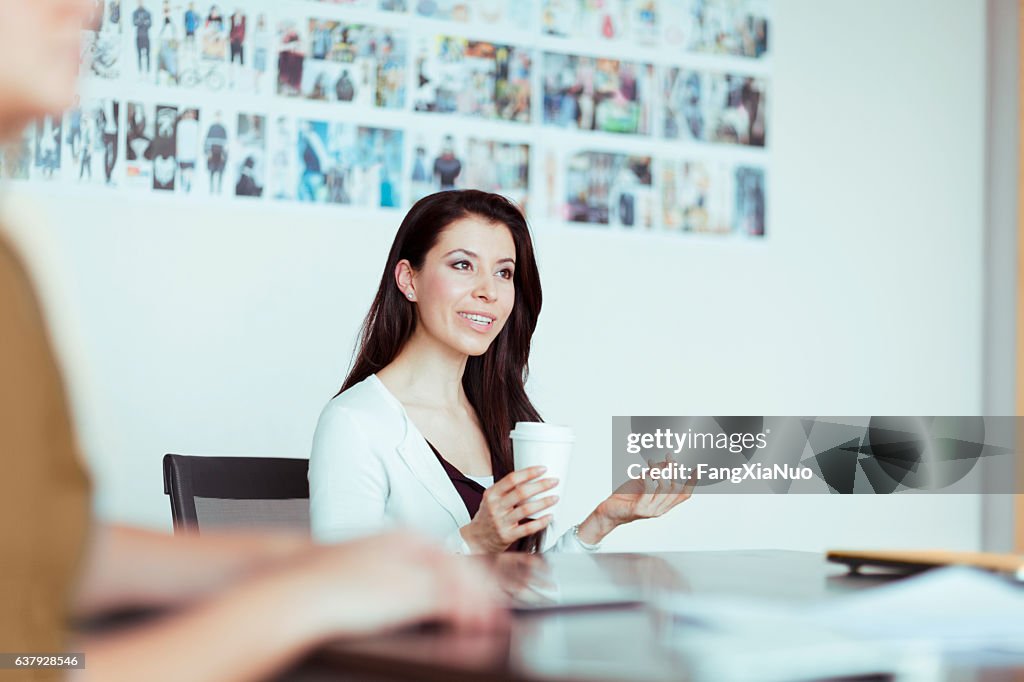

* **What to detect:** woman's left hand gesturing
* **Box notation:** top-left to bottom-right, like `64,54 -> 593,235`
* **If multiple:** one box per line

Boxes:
576,458 -> 696,546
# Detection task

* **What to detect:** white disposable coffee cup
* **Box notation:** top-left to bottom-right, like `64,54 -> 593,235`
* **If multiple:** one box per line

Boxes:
510,422 -> 574,520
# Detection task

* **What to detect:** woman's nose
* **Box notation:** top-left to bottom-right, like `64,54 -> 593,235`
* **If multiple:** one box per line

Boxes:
474,274 -> 497,300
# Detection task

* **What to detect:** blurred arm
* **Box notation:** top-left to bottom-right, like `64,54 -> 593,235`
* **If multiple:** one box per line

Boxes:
69,566 -> 324,682
69,532 -> 509,682
72,524 -> 310,617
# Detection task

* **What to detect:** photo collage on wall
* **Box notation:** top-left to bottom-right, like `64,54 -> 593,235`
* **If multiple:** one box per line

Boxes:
2,0 -> 770,238
408,132 -> 530,211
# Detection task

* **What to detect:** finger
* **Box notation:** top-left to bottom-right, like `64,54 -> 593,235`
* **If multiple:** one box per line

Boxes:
672,489 -> 694,507
419,548 -> 470,627
510,494 -> 559,522
503,477 -> 559,508
653,471 -> 672,496
656,457 -> 682,496
683,470 -> 699,495
649,489 -> 690,518
666,495 -> 688,512
667,484 -> 691,508
528,574 -> 558,592
494,466 -> 547,495
674,478 -> 694,500
656,492 -> 679,515
447,566 -> 476,630
638,492 -> 658,516
442,557 -> 502,631
453,560 -> 509,631
661,475 -> 681,496
509,514 -> 553,540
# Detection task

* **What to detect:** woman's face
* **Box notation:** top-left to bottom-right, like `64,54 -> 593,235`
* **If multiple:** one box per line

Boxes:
0,0 -> 92,140
401,215 -> 517,358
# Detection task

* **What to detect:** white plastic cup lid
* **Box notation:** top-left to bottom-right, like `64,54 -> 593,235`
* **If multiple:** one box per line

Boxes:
509,421 -> 575,443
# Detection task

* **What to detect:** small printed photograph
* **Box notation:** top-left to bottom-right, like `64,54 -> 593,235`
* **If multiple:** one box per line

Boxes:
409,133 -> 529,210
296,120 -> 402,207
124,101 -> 155,189
661,0 -> 769,58
276,18 -> 305,96
279,19 -> 407,108
662,160 -> 765,235
462,138 -> 529,211
735,165 -> 765,236
33,116 -> 63,181
198,4 -> 229,61
174,107 -> 200,193
127,1 -> 160,81
563,151 -> 653,227
63,98 -> 121,186
153,2 -> 182,86
201,110 -> 232,195
664,69 -> 766,147
409,134 -> 463,199
81,0 -> 123,80
0,126 -> 34,180
414,36 -> 531,123
268,115 -> 297,201
248,13 -> 274,95
662,68 -> 703,140
300,58 -> 374,106
413,0 -> 534,30
661,160 -> 729,233
543,53 -> 653,135
234,113 -> 266,198
150,104 -> 180,191
541,0 -> 657,46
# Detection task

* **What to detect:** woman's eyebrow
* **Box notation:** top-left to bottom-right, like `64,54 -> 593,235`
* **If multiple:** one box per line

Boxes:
443,249 -> 516,265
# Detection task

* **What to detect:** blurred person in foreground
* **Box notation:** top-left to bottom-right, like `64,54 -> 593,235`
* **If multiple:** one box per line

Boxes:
0,2 -> 506,681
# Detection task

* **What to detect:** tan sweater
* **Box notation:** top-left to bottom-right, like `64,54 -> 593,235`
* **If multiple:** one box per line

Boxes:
0,235 -> 91,681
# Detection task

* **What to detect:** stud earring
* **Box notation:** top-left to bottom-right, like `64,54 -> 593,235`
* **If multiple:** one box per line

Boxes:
406,292 -> 414,300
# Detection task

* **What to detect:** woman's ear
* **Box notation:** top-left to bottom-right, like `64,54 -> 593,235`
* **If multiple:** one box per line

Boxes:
395,259 -> 415,300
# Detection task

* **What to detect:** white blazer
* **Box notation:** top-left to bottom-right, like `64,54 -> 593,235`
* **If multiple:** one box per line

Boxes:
308,373 -> 594,553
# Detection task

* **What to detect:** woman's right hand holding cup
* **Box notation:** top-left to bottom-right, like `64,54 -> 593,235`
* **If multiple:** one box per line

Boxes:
460,466 -> 559,553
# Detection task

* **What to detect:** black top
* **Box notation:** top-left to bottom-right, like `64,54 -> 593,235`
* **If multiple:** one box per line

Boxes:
425,440 -> 486,518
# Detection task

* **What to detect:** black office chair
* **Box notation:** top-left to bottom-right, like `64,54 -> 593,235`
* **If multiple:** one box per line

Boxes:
162,454 -> 310,534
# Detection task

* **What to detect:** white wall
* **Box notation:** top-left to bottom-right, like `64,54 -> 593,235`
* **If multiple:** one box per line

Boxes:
6,0 -> 988,552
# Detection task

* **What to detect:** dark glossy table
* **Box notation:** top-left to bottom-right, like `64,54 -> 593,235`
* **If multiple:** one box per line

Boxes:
281,551 -> 1024,682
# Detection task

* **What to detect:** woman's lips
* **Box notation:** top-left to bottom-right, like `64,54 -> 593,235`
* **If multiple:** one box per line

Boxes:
457,312 -> 494,332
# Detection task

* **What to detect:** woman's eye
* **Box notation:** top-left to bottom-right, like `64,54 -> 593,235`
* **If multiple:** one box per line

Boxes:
452,260 -> 471,271
498,269 -> 514,280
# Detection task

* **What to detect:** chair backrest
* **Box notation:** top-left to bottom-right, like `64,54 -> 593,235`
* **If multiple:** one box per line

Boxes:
162,454 -> 310,534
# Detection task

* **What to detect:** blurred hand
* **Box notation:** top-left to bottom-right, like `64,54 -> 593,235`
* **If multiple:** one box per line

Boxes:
460,466 -> 559,553
493,553 -> 557,606
595,458 -> 696,527
290,531 -> 509,639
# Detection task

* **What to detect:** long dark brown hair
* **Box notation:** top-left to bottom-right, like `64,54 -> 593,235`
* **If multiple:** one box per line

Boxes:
338,190 -> 545,551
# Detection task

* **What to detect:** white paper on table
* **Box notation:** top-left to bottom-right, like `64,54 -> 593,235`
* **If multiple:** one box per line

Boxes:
655,566 -> 1024,682
805,566 -> 1024,653
656,597 -> 938,682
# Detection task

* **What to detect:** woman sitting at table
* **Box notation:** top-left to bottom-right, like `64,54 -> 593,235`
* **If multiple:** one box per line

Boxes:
309,190 -> 694,553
